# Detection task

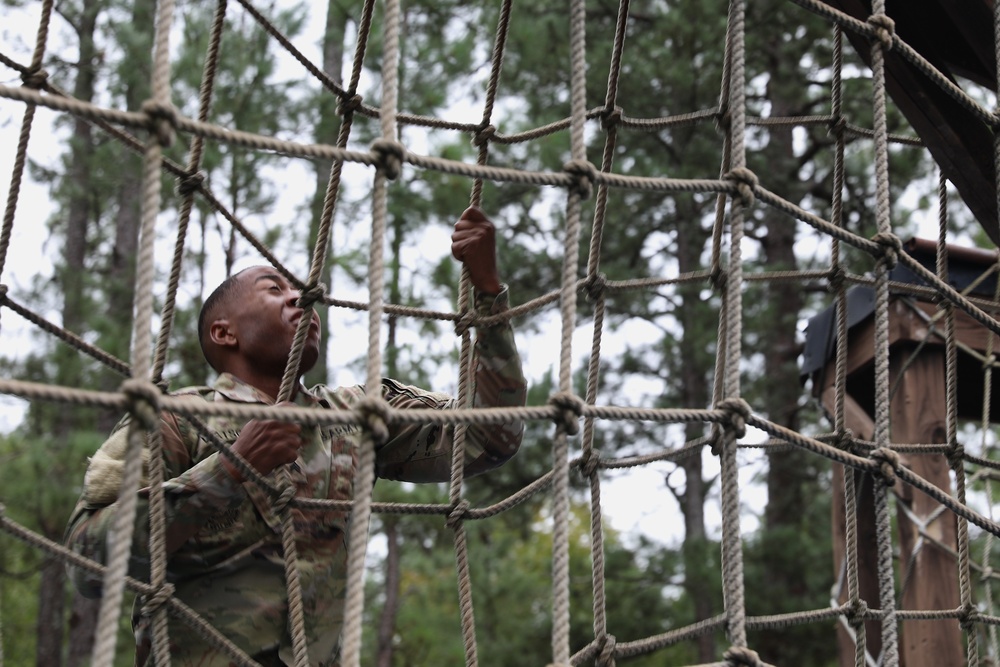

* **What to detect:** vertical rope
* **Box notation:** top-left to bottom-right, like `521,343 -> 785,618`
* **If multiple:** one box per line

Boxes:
979,252 -> 1000,665
719,0 -> 749,654
827,24 -> 869,667
581,2 -> 630,657
340,0 -> 401,663
275,0 -> 380,663
469,0 -> 512,209
152,0 -> 229,384
91,1 -> 176,665
868,3 -> 899,664
145,20 -> 226,654
829,26 -> 869,667
148,2 -> 230,658
936,174 -> 976,663
548,0 -> 587,663
0,0 -> 54,279
144,428 -> 170,667
449,3 -> 516,664
874,479 -> 899,667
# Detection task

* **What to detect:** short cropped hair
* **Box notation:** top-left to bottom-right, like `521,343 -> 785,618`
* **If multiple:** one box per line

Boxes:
198,271 -> 248,370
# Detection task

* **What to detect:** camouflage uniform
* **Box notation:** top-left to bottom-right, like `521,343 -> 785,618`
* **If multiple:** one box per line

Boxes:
65,289 -> 526,667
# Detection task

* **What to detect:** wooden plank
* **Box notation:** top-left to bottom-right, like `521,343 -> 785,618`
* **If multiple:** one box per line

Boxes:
821,0 -> 999,245
822,386 -> 881,667
837,298 -> 1000,380
888,347 -> 964,666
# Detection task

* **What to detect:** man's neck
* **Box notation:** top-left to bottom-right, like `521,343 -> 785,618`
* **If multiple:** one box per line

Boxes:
222,364 -> 300,404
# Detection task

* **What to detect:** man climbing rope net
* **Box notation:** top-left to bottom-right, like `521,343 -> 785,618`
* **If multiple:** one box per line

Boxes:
64,206 -> 528,666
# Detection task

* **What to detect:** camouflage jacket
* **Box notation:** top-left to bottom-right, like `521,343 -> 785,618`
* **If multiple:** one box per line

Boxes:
65,288 -> 526,667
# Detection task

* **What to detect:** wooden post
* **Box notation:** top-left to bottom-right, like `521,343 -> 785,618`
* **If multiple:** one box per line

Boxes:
823,388 -> 881,667
888,345 -> 963,666
815,297 -> 977,666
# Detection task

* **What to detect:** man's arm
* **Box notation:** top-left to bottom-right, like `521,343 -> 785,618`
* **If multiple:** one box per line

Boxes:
63,412 -> 260,597
374,207 -> 527,482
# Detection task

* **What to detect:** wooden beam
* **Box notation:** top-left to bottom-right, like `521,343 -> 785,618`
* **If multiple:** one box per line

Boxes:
822,387 -> 882,667
821,0 -> 998,245
888,346 -> 964,666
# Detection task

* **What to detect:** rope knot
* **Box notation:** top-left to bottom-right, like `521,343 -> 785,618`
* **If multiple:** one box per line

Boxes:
867,13 -> 896,50
833,428 -> 855,452
273,481 -> 297,514
454,309 -> 476,337
370,139 -> 405,180
548,391 -> 584,436
176,171 -> 205,197
959,602 -> 980,631
846,597 -> 869,627
596,633 -> 617,667
140,100 -> 177,147
140,583 -> 175,617
446,499 -> 470,530
601,106 -> 623,130
827,265 -> 847,292
724,646 -> 763,666
710,266 -> 727,291
354,397 -> 391,445
119,379 -> 162,431
563,159 -> 598,201
947,441 -> 966,470
337,93 -> 364,116
725,167 -> 758,208
716,397 -> 751,440
715,107 -> 731,133
981,566 -> 994,582
21,67 -> 48,89
578,448 -> 601,478
296,283 -> 327,309
870,447 -> 901,486
871,231 -> 902,269
827,114 -> 848,138
585,272 -> 607,301
473,124 -> 496,147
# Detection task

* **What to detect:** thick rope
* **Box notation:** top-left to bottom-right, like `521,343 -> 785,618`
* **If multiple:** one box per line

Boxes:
152,0 -> 228,385
340,0 -> 400,662
579,1 -> 632,656
716,0 -> 751,654
546,0 -> 588,664
5,0 -> 1000,665
89,1 -> 176,663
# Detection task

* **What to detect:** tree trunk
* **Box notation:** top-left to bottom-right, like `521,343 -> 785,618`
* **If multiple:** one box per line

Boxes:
35,556 -> 66,667
304,0 -> 348,387
376,518 -> 402,667
55,0 -> 101,438
98,0 -> 153,431
57,3 -> 102,666
675,200 -> 715,663
65,591 -> 100,667
754,17 -> 819,662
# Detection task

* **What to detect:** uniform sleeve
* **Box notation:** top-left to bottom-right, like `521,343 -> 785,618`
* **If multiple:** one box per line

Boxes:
376,285 -> 527,483
64,412 -> 245,598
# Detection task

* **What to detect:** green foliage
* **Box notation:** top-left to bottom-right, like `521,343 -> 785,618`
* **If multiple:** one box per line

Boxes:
363,498 -> 694,666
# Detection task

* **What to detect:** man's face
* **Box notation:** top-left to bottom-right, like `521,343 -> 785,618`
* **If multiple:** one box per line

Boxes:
227,266 -> 322,376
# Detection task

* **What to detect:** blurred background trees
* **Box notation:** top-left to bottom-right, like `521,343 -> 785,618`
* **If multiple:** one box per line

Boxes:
0,0 -> 956,665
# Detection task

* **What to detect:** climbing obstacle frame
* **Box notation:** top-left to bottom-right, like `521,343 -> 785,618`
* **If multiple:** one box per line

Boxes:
3,0 -> 1000,665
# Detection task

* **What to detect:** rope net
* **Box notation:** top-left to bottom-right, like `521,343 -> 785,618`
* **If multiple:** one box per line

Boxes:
1,0 -> 1000,666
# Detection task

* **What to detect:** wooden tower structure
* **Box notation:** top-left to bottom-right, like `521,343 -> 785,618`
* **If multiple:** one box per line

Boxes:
802,239 -> 1000,666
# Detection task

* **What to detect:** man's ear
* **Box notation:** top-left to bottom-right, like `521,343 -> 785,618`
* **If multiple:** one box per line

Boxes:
209,320 -> 237,349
